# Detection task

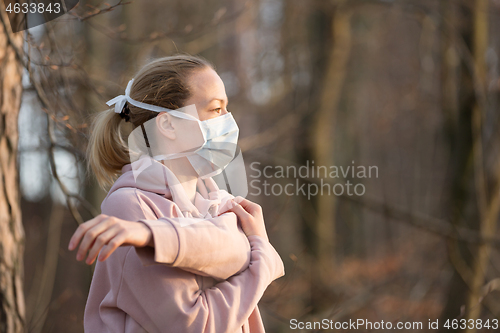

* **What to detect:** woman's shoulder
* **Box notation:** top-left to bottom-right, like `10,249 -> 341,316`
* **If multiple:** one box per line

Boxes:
102,186 -> 177,220
101,187 -> 150,220
103,187 -> 141,208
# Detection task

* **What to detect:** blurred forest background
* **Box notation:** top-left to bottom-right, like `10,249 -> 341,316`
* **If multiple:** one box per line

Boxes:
1,0 -> 500,332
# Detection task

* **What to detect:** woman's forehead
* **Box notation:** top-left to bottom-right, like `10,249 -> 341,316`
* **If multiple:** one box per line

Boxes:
188,69 -> 227,102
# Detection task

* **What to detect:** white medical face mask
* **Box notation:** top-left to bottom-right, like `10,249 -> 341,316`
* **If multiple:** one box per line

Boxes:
107,79 -> 239,179
177,112 -> 239,179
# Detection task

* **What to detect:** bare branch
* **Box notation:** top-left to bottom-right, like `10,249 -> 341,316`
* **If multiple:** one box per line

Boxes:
69,1 -> 131,22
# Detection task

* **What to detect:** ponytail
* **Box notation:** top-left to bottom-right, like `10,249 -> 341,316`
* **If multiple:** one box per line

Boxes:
87,109 -> 129,189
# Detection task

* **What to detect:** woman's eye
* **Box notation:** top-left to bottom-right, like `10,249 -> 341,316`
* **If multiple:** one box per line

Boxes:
213,108 -> 222,113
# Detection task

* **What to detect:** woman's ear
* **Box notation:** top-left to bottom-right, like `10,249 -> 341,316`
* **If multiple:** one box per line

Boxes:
156,113 -> 176,140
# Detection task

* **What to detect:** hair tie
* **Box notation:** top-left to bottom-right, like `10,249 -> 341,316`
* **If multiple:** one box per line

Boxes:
119,102 -> 131,122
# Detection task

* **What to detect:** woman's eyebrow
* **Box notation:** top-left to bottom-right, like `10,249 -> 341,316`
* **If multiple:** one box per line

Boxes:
208,98 -> 228,104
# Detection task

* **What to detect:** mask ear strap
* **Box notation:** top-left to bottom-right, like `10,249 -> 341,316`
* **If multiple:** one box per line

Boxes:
140,123 -> 153,157
220,145 -> 241,194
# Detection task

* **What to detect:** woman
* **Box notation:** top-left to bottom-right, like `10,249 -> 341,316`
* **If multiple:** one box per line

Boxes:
68,54 -> 285,333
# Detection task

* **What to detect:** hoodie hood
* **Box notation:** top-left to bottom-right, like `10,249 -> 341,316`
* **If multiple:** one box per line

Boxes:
105,155 -> 234,220
107,156 -> 173,199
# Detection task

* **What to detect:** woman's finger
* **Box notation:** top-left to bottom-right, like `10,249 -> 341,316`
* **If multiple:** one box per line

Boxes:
227,204 -> 254,234
85,225 -> 121,265
68,215 -> 107,251
76,217 -> 115,261
233,197 -> 262,216
227,203 -> 252,221
98,231 -> 129,262
233,196 -> 245,204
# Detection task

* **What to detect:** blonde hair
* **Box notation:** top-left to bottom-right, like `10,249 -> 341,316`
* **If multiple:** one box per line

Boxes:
87,54 -> 215,188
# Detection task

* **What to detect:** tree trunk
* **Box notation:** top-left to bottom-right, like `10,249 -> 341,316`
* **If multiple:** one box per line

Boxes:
439,0 -> 497,330
465,0 -> 498,329
0,4 -> 25,333
438,1 -> 476,331
302,2 -> 353,312
312,6 -> 352,272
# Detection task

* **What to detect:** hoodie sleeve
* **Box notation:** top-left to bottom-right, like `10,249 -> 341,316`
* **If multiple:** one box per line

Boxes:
102,188 -> 250,280
116,235 -> 285,333
138,214 -> 250,280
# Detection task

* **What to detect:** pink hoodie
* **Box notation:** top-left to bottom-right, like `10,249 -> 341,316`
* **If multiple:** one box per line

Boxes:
84,158 -> 285,333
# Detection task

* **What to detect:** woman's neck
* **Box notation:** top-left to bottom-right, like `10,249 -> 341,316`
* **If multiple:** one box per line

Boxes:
161,157 -> 198,203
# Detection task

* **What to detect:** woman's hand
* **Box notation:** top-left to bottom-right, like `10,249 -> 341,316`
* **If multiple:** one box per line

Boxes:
227,197 -> 269,242
68,214 -> 154,265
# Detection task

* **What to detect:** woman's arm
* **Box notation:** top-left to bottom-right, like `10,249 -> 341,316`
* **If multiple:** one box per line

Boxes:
69,188 -> 250,280
134,196 -> 269,279
106,199 -> 284,333
119,234 -> 284,333
135,213 -> 250,280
